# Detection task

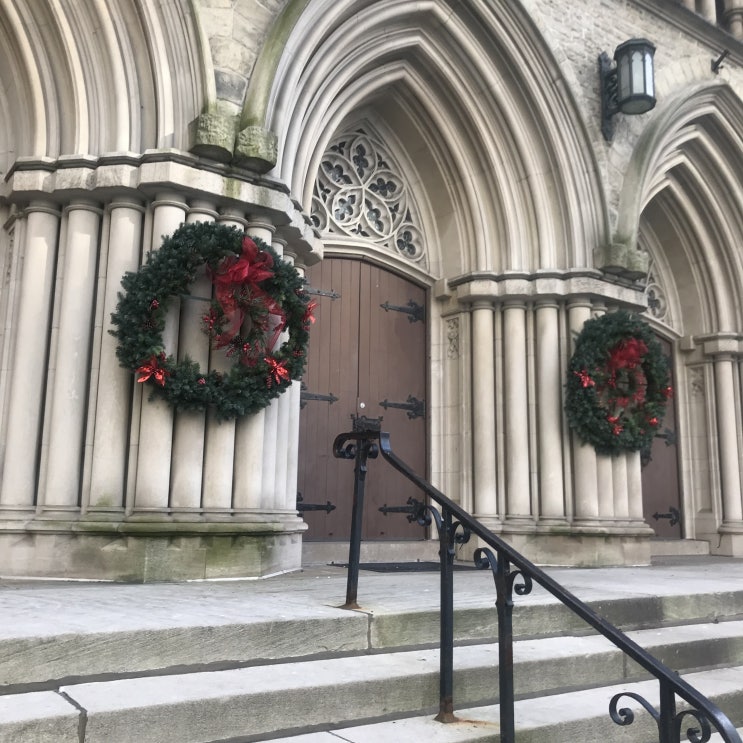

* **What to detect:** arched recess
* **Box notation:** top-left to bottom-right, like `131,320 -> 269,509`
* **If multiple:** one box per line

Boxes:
242,0 -> 612,539
628,83 -> 743,545
0,0 -> 210,165
243,0 -> 607,277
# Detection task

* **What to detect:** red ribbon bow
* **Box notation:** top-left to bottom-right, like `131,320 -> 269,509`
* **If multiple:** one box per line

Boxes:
211,237 -> 282,345
574,369 -> 595,388
136,355 -> 170,387
265,356 -> 290,386
607,338 -> 648,372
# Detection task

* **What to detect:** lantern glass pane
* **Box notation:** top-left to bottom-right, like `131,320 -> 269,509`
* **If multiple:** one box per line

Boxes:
618,54 -> 631,100
631,50 -> 644,95
645,53 -> 654,96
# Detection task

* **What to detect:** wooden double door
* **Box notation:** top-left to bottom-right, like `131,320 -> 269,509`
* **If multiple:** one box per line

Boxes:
297,257 -> 426,541
641,336 -> 682,538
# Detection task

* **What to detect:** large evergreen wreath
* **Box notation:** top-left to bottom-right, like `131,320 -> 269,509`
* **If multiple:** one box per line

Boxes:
565,311 -> 672,456
110,221 -> 314,420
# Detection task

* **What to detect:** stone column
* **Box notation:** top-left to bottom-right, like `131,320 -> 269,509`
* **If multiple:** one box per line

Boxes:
568,300 -> 599,522
169,201 -> 218,511
714,355 -> 743,523
612,454 -> 630,521
88,199 -> 144,511
42,202 -> 102,511
626,451 -> 644,520
284,254 -> 304,513
699,0 -> 717,22
234,225 -> 276,510
202,210 -> 245,511
725,0 -> 743,38
503,302 -> 531,521
471,301 -> 498,524
596,454 -> 615,520
535,301 -> 565,521
0,202 -> 61,509
273,237 -> 293,510
250,221 -> 278,510
133,195 -> 187,511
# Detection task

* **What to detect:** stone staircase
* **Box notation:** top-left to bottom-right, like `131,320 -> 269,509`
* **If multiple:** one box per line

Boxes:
2,559 -> 743,742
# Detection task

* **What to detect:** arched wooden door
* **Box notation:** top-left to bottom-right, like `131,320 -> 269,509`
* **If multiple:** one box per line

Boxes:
297,257 -> 427,541
641,336 -> 682,538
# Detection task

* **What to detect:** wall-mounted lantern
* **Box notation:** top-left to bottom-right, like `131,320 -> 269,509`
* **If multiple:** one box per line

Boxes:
600,38 -> 656,141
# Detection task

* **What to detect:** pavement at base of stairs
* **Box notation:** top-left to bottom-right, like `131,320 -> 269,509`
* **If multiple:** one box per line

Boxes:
1,555 -> 742,640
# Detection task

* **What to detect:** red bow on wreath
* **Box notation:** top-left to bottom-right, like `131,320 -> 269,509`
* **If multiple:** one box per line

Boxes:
136,354 -> 170,387
210,236 -> 286,351
607,337 -> 648,372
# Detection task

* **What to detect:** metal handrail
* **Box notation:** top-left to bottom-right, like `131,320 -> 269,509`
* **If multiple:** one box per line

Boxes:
332,427 -> 742,743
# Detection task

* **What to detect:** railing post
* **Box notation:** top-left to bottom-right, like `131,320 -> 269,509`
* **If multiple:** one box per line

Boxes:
342,437 -> 371,609
496,553 -> 516,743
658,681 -> 677,743
435,506 -> 457,722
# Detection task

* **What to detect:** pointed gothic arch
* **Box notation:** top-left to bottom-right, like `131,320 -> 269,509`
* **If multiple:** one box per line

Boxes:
629,84 -> 743,334
626,83 -> 743,547
0,0 -> 209,163
243,0 -> 607,277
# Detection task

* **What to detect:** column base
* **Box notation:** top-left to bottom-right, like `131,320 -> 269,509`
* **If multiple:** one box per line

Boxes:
459,526 -> 653,567
713,524 -> 743,557
0,516 -> 306,581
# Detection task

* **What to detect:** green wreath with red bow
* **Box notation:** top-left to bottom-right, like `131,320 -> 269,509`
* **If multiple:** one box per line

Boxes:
565,311 -> 672,455
110,221 -> 315,420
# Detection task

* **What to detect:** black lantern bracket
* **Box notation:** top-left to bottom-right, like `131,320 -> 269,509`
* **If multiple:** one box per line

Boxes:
600,38 -> 657,142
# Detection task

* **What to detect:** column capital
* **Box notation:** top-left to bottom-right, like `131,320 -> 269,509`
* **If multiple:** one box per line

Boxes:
63,201 -> 103,217
566,295 -> 594,311
248,218 -> 276,234
534,297 -> 560,310
108,197 -> 145,214
151,193 -> 188,210
188,200 -> 219,220
217,209 -> 247,228
701,334 -> 741,358
23,201 -> 61,219
501,298 -> 528,310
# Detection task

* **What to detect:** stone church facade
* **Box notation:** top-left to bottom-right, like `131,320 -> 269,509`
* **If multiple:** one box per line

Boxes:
2,0 -> 743,580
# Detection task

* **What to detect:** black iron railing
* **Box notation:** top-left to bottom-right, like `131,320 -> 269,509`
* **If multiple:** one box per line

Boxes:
332,426 -> 742,743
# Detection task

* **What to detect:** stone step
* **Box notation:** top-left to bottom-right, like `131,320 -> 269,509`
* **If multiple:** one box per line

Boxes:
265,667 -> 743,743
4,577 -> 743,691
4,621 -> 743,742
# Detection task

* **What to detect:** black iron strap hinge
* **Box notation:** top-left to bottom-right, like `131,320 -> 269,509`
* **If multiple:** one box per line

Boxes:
300,382 -> 339,409
305,286 -> 340,300
379,395 -> 425,419
380,299 -> 425,323
296,492 -> 336,514
652,506 -> 680,527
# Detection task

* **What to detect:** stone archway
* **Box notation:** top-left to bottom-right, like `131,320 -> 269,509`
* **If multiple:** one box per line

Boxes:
631,84 -> 743,555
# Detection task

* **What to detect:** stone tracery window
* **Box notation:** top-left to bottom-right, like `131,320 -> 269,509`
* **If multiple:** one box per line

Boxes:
645,262 -> 669,326
311,129 -> 425,263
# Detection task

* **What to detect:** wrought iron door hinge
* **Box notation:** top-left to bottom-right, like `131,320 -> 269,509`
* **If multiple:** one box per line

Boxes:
652,506 -> 680,527
296,492 -> 336,513
300,382 -> 339,408
379,395 -> 425,419
380,299 -> 425,323
305,286 -> 341,300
